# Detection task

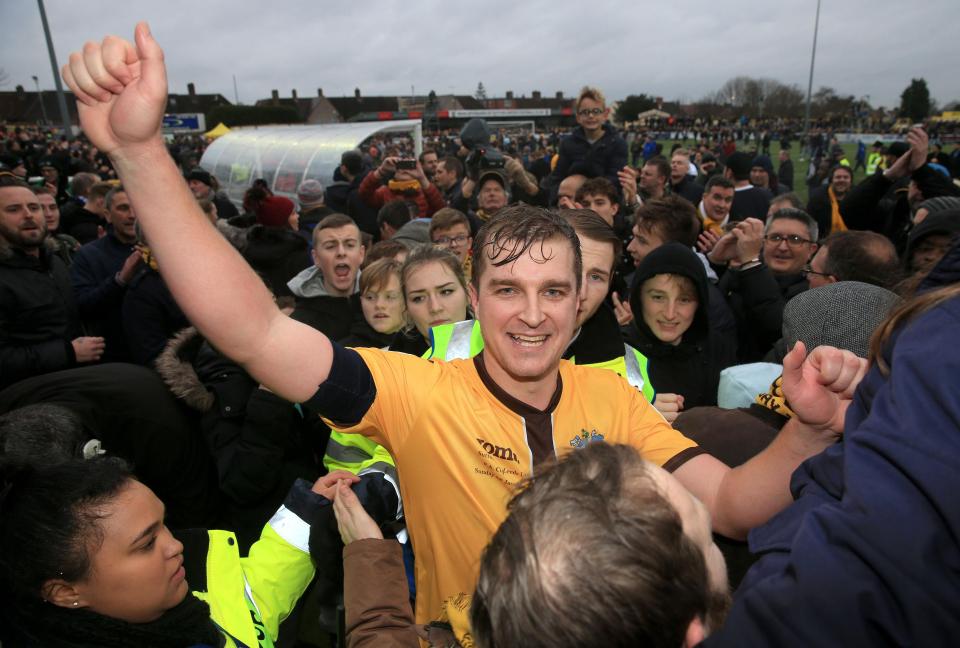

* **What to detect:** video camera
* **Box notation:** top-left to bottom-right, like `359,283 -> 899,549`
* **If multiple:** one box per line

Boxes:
459,118 -> 505,182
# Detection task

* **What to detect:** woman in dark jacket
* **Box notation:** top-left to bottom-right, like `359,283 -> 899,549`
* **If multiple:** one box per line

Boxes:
626,242 -> 736,409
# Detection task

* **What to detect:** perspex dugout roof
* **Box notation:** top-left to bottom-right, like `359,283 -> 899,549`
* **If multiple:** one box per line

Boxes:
199,120 -> 422,206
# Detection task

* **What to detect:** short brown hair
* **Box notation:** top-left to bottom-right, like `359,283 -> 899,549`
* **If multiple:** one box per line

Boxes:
644,156 -> 670,180
439,156 -> 464,180
704,175 -> 735,193
561,208 -> 622,262
472,443 -> 712,648
359,257 -> 402,295
574,177 -> 618,205
575,86 -> 606,112
313,213 -> 360,246
470,205 -> 582,291
636,196 -> 701,248
363,239 -> 407,267
429,208 -> 470,239
89,181 -> 115,202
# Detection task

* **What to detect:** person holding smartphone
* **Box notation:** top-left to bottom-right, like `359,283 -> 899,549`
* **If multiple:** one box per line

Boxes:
358,155 -> 445,222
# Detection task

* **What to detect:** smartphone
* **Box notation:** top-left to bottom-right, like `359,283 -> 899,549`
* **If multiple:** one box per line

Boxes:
396,159 -> 416,170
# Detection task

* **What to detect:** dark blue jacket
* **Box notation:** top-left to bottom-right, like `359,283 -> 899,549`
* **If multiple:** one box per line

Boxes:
548,123 -> 627,204
708,241 -> 960,646
70,233 -> 135,362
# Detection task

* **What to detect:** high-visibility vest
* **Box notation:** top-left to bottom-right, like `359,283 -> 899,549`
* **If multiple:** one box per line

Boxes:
866,152 -> 883,175
427,320 -> 657,403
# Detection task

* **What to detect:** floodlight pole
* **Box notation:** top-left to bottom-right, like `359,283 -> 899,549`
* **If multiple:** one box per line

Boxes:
802,0 -> 822,145
32,75 -> 49,124
37,0 -> 74,138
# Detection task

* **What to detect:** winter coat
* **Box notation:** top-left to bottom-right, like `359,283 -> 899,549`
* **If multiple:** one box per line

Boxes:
287,266 -> 363,341
840,164 -> 959,252
627,243 -> 737,407
548,123 -> 628,204
155,327 -> 323,550
70,232 -> 136,362
241,225 -> 311,298
0,244 -> 80,388
0,362 -> 217,528
717,264 -> 807,363
358,172 -> 445,220
59,202 -> 106,244
121,268 -> 190,366
707,239 -> 960,647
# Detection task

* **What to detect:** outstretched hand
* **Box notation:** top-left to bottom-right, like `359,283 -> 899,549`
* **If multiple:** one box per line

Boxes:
61,22 -> 168,156
781,341 -> 868,435
332,479 -> 383,545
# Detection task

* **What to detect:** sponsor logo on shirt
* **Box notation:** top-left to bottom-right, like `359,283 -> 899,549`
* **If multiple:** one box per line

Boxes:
569,429 -> 605,449
476,438 -> 520,463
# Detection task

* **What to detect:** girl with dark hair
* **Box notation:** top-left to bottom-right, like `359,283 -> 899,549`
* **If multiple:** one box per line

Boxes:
0,456 -> 339,648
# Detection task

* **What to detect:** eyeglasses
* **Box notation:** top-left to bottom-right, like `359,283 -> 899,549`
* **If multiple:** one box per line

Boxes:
765,233 -> 814,248
802,265 -> 833,279
433,235 -> 469,247
577,108 -> 605,117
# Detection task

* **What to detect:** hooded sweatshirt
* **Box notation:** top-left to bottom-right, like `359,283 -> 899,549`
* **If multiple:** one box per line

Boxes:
627,242 -> 736,407
287,266 -> 362,341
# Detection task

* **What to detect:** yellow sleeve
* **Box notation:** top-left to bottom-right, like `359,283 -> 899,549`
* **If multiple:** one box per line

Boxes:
625,382 -> 700,468
324,348 -> 444,457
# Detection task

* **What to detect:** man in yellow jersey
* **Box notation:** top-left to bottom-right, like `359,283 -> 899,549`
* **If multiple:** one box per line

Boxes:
64,24 -> 867,625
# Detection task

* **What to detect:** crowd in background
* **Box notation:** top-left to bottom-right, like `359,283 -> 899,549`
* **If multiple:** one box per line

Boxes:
2,40 -> 960,648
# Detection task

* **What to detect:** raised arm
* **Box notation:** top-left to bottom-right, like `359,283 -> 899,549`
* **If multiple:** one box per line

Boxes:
62,23 -> 331,402
675,342 -> 867,539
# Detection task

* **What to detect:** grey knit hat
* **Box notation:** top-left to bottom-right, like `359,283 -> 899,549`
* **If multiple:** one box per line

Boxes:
918,196 -> 960,217
780,281 -> 900,359
297,179 -> 326,208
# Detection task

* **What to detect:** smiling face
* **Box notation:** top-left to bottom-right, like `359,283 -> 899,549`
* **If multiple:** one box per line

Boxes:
470,236 -> 579,393
830,167 -> 852,196
575,97 -> 608,135
404,260 -> 469,339
68,481 -> 188,623
361,273 -> 406,334
577,235 -> 615,328
763,218 -> 816,276
312,224 -> 365,296
0,186 -> 47,251
639,274 -> 698,346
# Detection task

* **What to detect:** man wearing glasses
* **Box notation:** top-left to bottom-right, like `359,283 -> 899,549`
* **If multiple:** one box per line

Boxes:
548,86 -> 627,205
709,209 -> 818,360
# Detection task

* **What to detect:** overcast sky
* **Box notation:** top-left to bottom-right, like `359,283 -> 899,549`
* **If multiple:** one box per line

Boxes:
3,0 -> 957,111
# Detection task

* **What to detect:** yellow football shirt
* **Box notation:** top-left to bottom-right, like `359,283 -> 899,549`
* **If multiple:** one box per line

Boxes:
331,347 -> 701,625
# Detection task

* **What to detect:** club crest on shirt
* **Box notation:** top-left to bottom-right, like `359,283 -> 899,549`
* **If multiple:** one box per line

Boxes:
569,429 -> 605,449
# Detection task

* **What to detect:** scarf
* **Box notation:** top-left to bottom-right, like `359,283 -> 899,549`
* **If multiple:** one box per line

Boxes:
755,375 -> 795,419
387,179 -> 421,195
699,203 -> 726,237
5,593 -> 222,648
827,185 -> 848,234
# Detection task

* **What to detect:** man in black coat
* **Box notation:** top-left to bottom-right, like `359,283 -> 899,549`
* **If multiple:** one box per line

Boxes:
70,185 -> 142,362
0,179 -> 104,388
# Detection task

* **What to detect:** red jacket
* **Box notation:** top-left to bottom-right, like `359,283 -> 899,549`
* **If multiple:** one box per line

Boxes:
358,172 -> 445,219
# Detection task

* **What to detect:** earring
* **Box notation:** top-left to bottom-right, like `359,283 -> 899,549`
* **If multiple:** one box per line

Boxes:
73,601 -> 79,607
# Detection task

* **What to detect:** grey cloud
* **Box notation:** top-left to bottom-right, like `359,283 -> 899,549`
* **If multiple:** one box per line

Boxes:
1,0 -> 957,110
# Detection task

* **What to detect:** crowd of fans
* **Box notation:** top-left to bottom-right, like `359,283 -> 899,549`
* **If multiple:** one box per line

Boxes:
1,24 -> 959,648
